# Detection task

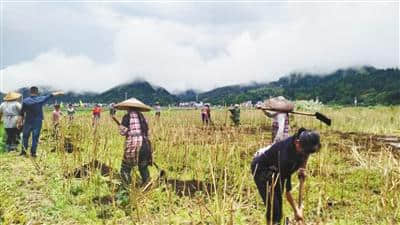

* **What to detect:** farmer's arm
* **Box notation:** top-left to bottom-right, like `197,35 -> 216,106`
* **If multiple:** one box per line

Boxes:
274,113 -> 285,142
285,177 -> 304,221
286,191 -> 304,221
17,103 -> 26,128
262,110 -> 276,118
298,156 -> 309,180
119,115 -> 130,136
38,92 -> 64,104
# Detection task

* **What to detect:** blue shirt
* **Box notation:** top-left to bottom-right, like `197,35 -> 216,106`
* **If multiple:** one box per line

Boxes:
21,95 -> 53,122
252,136 -> 307,191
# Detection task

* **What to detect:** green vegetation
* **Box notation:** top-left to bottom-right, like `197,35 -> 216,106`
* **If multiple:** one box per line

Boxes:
199,67 -> 400,105
0,106 -> 399,224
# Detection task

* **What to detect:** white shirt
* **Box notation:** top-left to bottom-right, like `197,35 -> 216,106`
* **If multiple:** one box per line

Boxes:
0,101 -> 22,128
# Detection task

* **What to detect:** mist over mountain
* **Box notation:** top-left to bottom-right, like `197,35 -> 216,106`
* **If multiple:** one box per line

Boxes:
4,66 -> 399,106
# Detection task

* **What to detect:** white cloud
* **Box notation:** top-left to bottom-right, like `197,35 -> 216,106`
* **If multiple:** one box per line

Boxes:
2,3 -> 399,93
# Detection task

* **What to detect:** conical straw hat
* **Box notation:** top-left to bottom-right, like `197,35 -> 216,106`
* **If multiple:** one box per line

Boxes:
3,92 -> 22,101
114,98 -> 152,112
263,96 -> 294,112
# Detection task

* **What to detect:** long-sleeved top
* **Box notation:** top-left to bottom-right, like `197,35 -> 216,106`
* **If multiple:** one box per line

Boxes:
119,111 -> 144,161
264,110 -> 290,143
0,101 -> 22,128
21,95 -> 53,123
252,136 -> 307,192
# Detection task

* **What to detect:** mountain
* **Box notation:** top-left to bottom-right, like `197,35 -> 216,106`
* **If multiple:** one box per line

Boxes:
198,82 -> 266,105
96,80 -> 178,105
5,66 -> 399,106
198,67 -> 400,105
176,89 -> 200,102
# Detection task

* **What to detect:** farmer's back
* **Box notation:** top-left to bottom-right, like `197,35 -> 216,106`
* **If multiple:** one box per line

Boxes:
252,136 -> 305,179
22,95 -> 52,122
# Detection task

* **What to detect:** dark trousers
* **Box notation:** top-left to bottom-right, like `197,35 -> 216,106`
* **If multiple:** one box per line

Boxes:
120,159 -> 150,187
22,120 -> 43,155
201,114 -> 209,125
5,128 -> 18,150
251,163 -> 283,225
120,140 -> 152,187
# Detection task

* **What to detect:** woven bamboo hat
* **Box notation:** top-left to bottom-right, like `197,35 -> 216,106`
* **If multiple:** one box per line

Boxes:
114,98 -> 152,112
3,92 -> 22,101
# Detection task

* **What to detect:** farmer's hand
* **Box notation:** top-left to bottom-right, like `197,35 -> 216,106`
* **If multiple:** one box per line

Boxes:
294,207 -> 304,221
298,168 -> 307,180
16,118 -> 23,129
52,91 -> 64,96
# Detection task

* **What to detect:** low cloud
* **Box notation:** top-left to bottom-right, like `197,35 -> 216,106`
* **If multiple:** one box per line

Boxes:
2,3 -> 399,93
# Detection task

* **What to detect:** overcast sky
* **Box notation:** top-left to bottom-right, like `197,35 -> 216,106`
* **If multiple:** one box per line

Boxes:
1,1 -> 399,93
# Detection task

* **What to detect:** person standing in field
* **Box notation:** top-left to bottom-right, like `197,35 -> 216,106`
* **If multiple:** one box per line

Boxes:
109,103 -> 116,117
52,104 -> 62,138
154,102 -> 161,120
67,104 -> 75,121
251,128 -> 321,225
92,104 -> 102,126
111,98 -> 153,188
205,104 -> 212,124
201,105 -> 209,125
19,87 -> 64,157
0,92 -> 22,151
229,104 -> 240,126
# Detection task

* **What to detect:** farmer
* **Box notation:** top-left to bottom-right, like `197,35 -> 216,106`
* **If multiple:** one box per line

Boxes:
263,109 -> 290,143
201,105 -> 209,125
112,98 -> 153,188
154,102 -> 161,120
19,87 -> 63,157
251,128 -> 321,225
52,104 -> 62,138
229,104 -> 240,126
109,103 -> 116,117
259,96 -> 292,143
92,104 -> 102,126
67,104 -> 75,121
205,104 -> 211,123
0,92 -> 22,151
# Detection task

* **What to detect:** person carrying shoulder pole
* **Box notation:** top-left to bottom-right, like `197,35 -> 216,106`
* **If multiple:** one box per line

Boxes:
251,128 -> 321,225
257,96 -> 292,143
18,87 -> 64,157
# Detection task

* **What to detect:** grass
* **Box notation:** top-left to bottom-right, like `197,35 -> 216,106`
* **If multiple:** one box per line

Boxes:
0,106 -> 399,224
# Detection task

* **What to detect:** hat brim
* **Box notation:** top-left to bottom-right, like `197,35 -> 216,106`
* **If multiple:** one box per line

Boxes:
114,98 -> 152,112
3,93 -> 22,101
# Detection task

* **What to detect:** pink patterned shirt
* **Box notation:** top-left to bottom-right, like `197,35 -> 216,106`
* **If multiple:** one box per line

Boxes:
119,111 -> 143,161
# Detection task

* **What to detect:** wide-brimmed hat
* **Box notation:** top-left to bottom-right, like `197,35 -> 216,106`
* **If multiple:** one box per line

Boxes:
114,98 -> 152,112
3,92 -> 22,101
